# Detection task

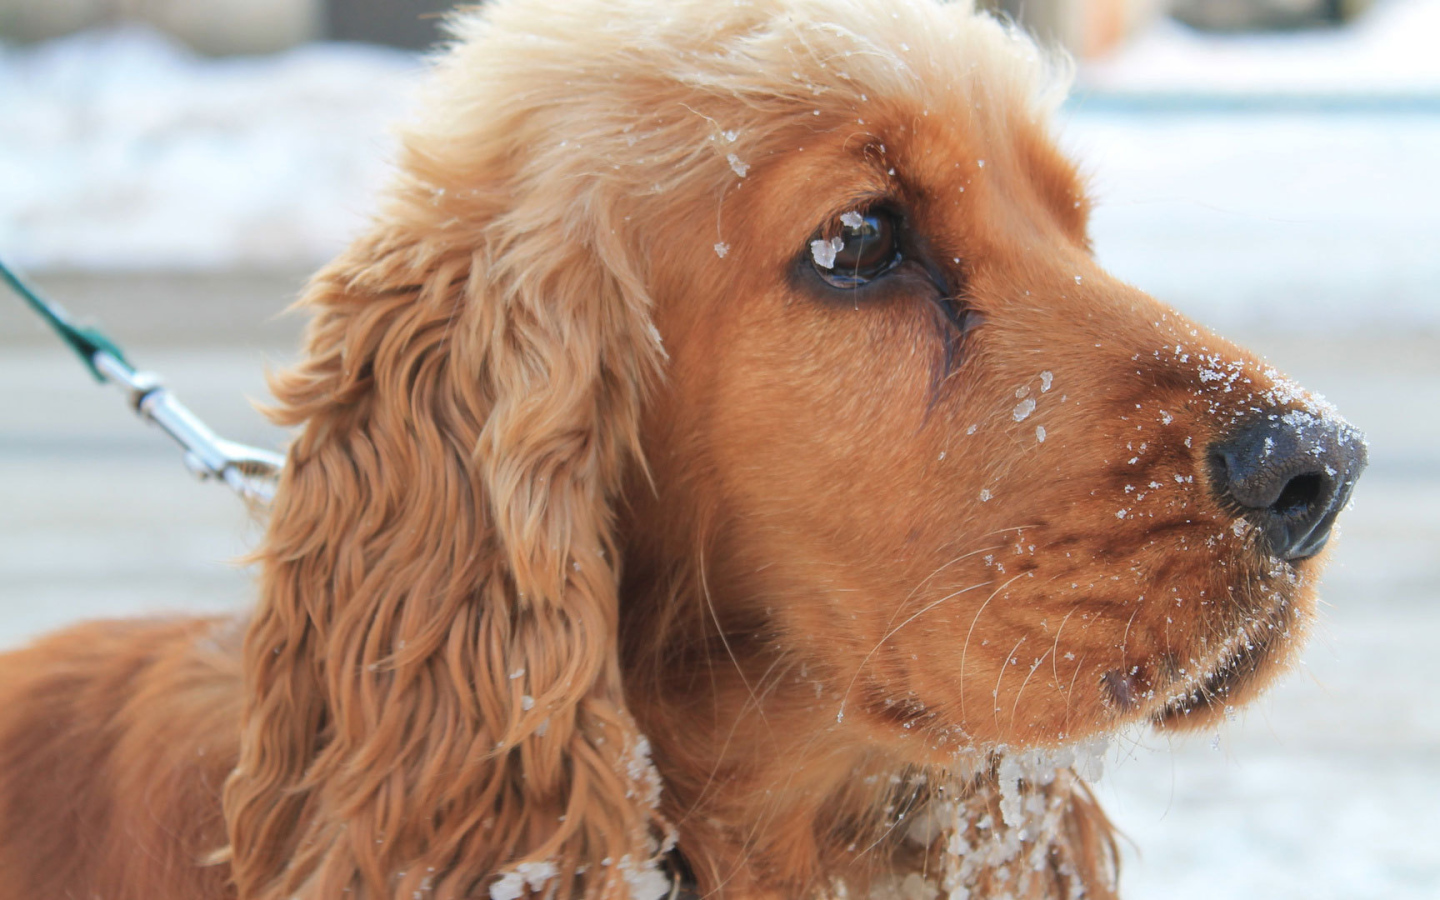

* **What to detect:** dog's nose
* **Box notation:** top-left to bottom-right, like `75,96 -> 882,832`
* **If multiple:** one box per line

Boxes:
1208,410 -> 1367,561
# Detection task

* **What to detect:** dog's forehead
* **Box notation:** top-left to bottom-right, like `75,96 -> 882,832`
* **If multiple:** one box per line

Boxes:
419,1 -> 1078,247
770,102 -> 1082,222
658,6 -> 1086,252
710,96 -> 1090,284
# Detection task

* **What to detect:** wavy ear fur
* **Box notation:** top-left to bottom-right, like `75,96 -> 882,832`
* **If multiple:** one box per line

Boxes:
222,64 -> 669,900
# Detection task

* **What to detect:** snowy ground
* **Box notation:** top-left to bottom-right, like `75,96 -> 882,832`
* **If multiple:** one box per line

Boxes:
1084,0 -> 1440,96
1,1 -> 1437,897
0,25 -> 420,271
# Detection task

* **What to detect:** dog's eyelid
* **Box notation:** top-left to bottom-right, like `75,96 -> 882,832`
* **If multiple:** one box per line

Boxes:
813,188 -> 900,228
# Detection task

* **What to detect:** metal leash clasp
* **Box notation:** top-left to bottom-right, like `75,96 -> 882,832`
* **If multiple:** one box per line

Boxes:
93,352 -> 285,506
3,256 -> 284,507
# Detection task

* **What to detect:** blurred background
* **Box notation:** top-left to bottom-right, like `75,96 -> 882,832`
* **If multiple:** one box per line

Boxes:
1,1 -> 1436,898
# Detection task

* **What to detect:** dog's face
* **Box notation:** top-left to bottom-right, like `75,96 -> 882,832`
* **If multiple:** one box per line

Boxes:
633,39 -> 1364,757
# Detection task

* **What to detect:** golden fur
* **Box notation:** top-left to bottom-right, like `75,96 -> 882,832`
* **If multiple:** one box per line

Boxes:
0,1 -> 1358,898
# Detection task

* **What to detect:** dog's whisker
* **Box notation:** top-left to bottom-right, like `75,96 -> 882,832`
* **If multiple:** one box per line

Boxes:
835,578 -> 993,727
1048,606 -> 1079,701
1008,645 -> 1054,737
958,572 -> 1027,728
990,633 -> 1029,738
679,654 -> 798,829
887,543 -> 1006,634
853,773 -> 927,861
1064,652 -> 1089,737
696,541 -> 772,735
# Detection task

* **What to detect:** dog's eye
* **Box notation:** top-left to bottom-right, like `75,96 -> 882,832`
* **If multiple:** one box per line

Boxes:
810,210 -> 901,288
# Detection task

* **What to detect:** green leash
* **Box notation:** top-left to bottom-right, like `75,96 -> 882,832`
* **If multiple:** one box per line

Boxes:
1,257 -> 130,382
1,257 -> 284,506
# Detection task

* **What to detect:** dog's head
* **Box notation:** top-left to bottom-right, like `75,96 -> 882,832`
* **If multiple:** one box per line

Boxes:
227,1 -> 1365,897
592,2 -> 1366,753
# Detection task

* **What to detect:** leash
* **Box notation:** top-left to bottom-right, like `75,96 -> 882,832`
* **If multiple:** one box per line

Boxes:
2,258 -> 285,507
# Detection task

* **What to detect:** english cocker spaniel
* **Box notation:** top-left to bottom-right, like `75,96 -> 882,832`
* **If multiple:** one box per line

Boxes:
0,1 -> 1366,899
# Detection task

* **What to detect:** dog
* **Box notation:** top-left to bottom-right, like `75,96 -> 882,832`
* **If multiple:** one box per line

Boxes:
0,1 -> 1367,898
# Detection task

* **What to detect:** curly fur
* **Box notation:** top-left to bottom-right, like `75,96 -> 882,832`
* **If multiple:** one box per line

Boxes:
0,1 -> 1359,899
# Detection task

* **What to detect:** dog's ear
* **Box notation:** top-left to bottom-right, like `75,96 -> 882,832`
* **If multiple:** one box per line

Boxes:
223,167 -> 669,898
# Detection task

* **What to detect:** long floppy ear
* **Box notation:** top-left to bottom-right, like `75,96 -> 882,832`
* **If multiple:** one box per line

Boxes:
222,137 -> 669,897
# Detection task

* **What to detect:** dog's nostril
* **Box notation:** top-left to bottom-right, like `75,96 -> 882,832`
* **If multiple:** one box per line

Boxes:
1271,472 -> 1324,519
1209,411 -> 1366,561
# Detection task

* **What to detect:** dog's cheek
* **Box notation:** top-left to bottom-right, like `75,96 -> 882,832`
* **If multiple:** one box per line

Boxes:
883,337 -> 1280,742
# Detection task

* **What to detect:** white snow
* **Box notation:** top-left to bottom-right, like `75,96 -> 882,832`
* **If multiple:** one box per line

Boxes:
810,235 -> 843,269
1061,0 -> 1440,333
1081,0 -> 1440,95
920,742 -> 1111,900
489,861 -> 559,900
617,855 -> 671,900
621,733 -> 664,809
1060,109 -> 1440,333
489,873 -> 524,900
0,25 -> 420,271
996,739 -> 1109,827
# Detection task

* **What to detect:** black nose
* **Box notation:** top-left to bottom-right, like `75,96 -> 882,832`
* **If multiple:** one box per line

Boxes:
1209,409 -> 1367,561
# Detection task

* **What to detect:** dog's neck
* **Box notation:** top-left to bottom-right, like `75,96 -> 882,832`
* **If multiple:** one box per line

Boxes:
619,563 -> 1113,900
640,683 -> 1109,900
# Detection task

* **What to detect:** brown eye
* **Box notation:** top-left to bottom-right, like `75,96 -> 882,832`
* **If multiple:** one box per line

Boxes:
810,210 -> 901,288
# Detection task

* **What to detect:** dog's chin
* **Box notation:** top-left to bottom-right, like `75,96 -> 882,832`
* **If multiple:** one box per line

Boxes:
1152,569 -> 1309,732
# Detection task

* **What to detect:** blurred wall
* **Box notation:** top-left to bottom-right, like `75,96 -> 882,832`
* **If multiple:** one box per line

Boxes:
0,0 -> 468,53
1170,0 -> 1374,29
2,0 -> 1165,57
984,0 -> 1163,56
326,0 -> 462,50
0,0 -> 323,53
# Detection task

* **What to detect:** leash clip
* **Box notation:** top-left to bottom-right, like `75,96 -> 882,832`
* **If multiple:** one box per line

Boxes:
3,257 -> 283,506
93,352 -> 284,506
